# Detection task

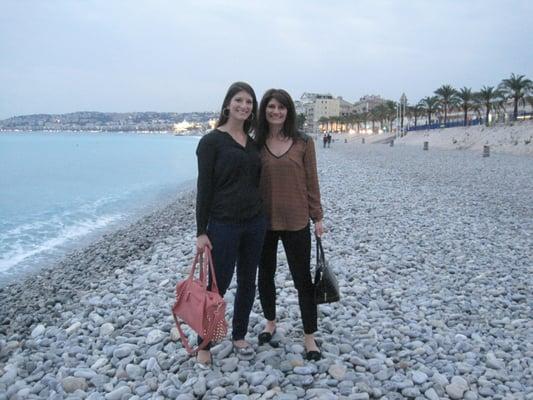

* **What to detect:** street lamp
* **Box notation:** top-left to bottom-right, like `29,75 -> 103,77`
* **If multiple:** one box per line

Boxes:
400,93 -> 407,137
396,102 -> 400,139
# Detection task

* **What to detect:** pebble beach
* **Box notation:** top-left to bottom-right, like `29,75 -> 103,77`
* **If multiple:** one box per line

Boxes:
1,139 -> 532,399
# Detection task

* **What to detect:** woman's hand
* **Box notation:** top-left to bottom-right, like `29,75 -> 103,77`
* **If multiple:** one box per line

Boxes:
196,234 -> 213,253
314,220 -> 325,237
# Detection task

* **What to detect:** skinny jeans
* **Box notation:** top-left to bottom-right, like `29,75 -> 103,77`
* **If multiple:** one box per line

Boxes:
198,215 -> 266,349
258,224 -> 317,334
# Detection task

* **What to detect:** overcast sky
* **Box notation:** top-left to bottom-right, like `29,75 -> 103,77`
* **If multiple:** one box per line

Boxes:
1,0 -> 532,119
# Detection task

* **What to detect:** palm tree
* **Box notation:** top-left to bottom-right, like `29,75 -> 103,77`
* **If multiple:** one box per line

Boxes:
418,96 -> 440,126
348,111 -> 358,132
318,116 -> 329,132
407,104 -> 424,129
434,84 -> 458,126
352,111 -> 368,133
499,73 -> 533,120
341,114 -> 351,132
457,87 -> 475,126
331,116 -> 342,132
360,111 -> 370,133
476,86 -> 504,126
369,106 -> 383,133
385,100 -> 398,132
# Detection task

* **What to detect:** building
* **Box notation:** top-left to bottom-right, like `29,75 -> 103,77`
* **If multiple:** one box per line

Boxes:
352,95 -> 386,114
299,93 -> 354,132
339,97 -> 355,117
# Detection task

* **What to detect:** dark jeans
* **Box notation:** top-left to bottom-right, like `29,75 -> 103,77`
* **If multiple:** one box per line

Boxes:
198,215 -> 266,349
258,224 -> 317,334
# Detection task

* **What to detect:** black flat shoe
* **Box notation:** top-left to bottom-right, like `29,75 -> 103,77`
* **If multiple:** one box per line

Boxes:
258,328 -> 276,345
305,350 -> 322,361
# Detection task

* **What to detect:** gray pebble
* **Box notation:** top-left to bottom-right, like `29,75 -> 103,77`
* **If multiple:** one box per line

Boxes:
105,386 -> 131,400
61,377 -> 88,393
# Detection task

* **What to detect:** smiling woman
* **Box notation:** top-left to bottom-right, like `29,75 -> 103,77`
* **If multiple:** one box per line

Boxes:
192,81 -> 266,365
255,88 -> 325,361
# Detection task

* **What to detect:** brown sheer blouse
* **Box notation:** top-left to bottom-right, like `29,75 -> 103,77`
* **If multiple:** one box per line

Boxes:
260,135 -> 323,231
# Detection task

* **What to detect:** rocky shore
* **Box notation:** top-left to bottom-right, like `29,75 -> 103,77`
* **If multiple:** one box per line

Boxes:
1,142 -> 531,399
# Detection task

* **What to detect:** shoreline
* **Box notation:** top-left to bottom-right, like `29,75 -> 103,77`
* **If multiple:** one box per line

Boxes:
0,179 -> 196,289
0,188 -> 196,337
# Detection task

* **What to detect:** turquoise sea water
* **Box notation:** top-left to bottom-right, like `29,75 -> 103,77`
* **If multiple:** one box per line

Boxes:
0,132 -> 199,284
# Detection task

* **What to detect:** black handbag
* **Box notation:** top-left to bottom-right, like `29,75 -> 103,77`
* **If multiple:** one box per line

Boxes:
314,237 -> 340,304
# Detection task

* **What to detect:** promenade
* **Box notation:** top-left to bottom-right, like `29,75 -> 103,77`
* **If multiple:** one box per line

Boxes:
1,141 -> 531,399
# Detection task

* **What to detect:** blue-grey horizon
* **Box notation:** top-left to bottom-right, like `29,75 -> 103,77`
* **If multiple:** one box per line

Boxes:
1,0 -> 532,119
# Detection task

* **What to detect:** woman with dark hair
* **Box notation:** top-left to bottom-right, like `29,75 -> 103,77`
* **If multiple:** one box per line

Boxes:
195,81 -> 266,365
255,89 -> 324,361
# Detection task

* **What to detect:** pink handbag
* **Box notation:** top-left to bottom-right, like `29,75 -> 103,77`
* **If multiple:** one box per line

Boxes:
171,248 -> 228,354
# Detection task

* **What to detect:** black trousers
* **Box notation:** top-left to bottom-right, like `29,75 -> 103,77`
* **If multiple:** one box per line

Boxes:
258,224 -> 317,334
197,215 -> 266,349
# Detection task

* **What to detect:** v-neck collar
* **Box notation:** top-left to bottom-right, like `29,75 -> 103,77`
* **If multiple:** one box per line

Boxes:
265,140 -> 294,159
217,129 -> 248,149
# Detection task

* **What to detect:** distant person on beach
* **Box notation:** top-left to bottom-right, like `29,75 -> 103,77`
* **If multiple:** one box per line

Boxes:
195,81 -> 266,365
327,133 -> 332,148
255,88 -> 324,361
323,133 -> 327,148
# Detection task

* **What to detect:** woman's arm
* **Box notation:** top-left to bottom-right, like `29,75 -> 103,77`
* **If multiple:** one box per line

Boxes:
303,138 -> 324,236
195,136 -> 216,251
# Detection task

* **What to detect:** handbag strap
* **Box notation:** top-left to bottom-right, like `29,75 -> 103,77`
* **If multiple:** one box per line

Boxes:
314,236 -> 326,282
171,306 -> 219,354
190,248 -> 221,294
316,236 -> 326,267
203,248 -> 220,294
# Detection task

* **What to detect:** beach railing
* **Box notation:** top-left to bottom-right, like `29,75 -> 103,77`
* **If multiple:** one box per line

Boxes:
408,119 -> 483,132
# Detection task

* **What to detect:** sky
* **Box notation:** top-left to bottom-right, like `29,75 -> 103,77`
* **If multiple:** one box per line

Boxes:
1,0 -> 532,119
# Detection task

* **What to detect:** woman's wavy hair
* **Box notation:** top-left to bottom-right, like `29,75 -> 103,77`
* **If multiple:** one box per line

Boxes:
255,88 -> 298,147
215,81 -> 258,134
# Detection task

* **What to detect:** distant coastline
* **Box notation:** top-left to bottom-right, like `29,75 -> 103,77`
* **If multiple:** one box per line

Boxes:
0,129 -> 204,136
0,111 -> 217,133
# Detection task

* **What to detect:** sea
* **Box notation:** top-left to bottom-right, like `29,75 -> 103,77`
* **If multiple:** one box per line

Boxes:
0,131 -> 199,286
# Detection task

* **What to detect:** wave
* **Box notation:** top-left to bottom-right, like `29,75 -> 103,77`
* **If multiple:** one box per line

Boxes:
0,213 -> 123,272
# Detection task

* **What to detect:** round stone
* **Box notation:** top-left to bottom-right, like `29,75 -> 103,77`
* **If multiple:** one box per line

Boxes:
412,370 -> 428,384
146,329 -> 166,345
31,324 -> 46,338
100,323 -> 115,336
328,364 -> 347,380
61,377 -> 88,393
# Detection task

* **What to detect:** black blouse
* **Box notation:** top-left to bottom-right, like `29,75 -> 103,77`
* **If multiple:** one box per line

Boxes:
195,129 -> 263,236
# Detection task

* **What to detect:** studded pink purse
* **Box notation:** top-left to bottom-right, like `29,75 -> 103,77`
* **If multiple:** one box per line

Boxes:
171,248 -> 227,354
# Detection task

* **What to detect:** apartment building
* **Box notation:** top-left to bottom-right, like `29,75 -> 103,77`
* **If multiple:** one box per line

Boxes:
352,95 -> 386,114
299,93 -> 350,132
